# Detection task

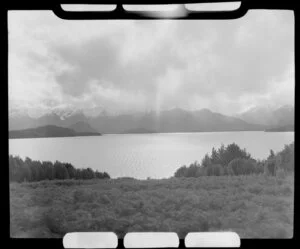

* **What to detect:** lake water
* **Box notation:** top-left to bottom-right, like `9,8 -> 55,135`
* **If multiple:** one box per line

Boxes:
9,132 -> 294,179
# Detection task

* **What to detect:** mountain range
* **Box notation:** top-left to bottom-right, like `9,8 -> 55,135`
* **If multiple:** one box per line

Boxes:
9,105 -> 294,135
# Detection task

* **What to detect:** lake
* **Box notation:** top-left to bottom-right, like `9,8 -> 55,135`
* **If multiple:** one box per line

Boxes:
9,131 -> 294,179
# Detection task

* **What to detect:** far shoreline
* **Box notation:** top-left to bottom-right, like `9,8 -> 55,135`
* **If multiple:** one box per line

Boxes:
8,130 -> 295,139
8,133 -> 102,140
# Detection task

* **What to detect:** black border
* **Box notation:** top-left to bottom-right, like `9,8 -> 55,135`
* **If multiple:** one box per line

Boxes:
2,1 -> 297,248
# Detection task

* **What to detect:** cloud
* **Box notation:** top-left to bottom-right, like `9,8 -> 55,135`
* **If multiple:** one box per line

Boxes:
8,10 -> 294,116
52,37 -> 122,96
50,20 -> 185,97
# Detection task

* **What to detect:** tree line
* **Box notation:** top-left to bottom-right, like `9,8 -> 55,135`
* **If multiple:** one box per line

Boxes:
9,155 -> 110,183
174,142 -> 294,178
9,142 -> 294,182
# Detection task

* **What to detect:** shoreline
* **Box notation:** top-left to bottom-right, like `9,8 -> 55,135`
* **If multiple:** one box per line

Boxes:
8,130 -> 295,139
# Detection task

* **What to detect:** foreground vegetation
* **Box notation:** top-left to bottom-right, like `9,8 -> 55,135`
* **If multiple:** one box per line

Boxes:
10,174 -> 293,238
9,142 -> 294,238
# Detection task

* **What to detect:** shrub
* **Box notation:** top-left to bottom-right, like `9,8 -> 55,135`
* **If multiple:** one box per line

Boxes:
206,164 -> 224,176
248,185 -> 263,195
209,143 -> 252,166
228,158 -> 256,176
208,216 -> 222,229
278,143 -> 294,172
280,185 -> 293,196
274,227 -> 289,238
73,189 -> 96,203
264,159 -> 276,176
174,163 -> 225,177
174,165 -> 188,178
43,208 -> 67,235
229,200 -> 247,211
174,162 -> 201,178
99,194 -> 112,205
276,168 -> 286,180
225,165 -> 234,176
254,162 -> 264,174
185,163 -> 201,177
265,143 -> 294,174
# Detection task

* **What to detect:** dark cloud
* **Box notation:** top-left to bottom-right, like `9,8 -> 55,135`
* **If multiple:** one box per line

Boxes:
52,37 -> 121,96
51,28 -> 186,98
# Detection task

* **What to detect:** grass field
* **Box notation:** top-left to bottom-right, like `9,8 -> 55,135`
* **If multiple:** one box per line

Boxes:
10,174 -> 294,238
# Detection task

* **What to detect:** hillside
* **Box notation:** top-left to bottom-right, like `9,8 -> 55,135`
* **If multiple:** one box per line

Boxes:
69,121 -> 99,133
265,124 -> 294,132
9,125 -> 101,139
237,105 -> 294,127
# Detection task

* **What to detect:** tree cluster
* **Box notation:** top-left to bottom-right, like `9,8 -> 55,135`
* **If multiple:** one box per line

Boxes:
9,155 -> 110,183
174,142 -> 294,177
263,142 -> 294,176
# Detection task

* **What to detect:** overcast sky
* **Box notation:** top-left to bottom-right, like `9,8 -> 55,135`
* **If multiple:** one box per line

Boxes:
8,10 -> 294,117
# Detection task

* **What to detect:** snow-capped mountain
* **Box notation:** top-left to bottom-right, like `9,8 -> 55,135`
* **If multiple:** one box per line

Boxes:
9,108 -> 90,131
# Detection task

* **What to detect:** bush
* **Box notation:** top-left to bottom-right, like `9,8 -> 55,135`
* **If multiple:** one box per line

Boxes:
248,185 -> 263,195
174,162 -> 201,178
276,168 -> 286,180
265,143 -> 294,175
278,143 -> 294,172
280,185 -> 293,196
196,167 -> 207,177
206,164 -> 224,176
209,143 -> 252,166
264,159 -> 276,176
73,189 -> 98,203
174,163 -> 225,177
254,161 -> 264,174
43,208 -> 67,235
227,158 -> 256,176
174,165 -> 188,178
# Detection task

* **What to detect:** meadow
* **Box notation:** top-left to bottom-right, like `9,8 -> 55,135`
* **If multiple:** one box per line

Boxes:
10,174 -> 294,239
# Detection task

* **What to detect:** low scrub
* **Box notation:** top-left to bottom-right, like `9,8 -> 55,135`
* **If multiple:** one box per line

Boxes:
10,174 -> 294,239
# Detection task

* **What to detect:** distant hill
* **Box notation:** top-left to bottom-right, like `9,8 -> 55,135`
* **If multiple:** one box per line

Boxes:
236,105 -> 294,127
9,125 -> 101,139
69,121 -> 98,133
9,114 -> 37,131
265,124 -> 294,132
122,128 -> 156,134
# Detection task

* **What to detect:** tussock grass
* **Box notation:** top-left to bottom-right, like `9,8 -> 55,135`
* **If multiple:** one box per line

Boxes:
10,174 -> 294,238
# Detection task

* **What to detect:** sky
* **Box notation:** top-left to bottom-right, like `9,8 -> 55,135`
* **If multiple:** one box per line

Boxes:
8,9 -> 294,117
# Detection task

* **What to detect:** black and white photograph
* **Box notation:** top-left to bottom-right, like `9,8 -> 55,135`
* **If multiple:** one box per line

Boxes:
9,7 -> 294,239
